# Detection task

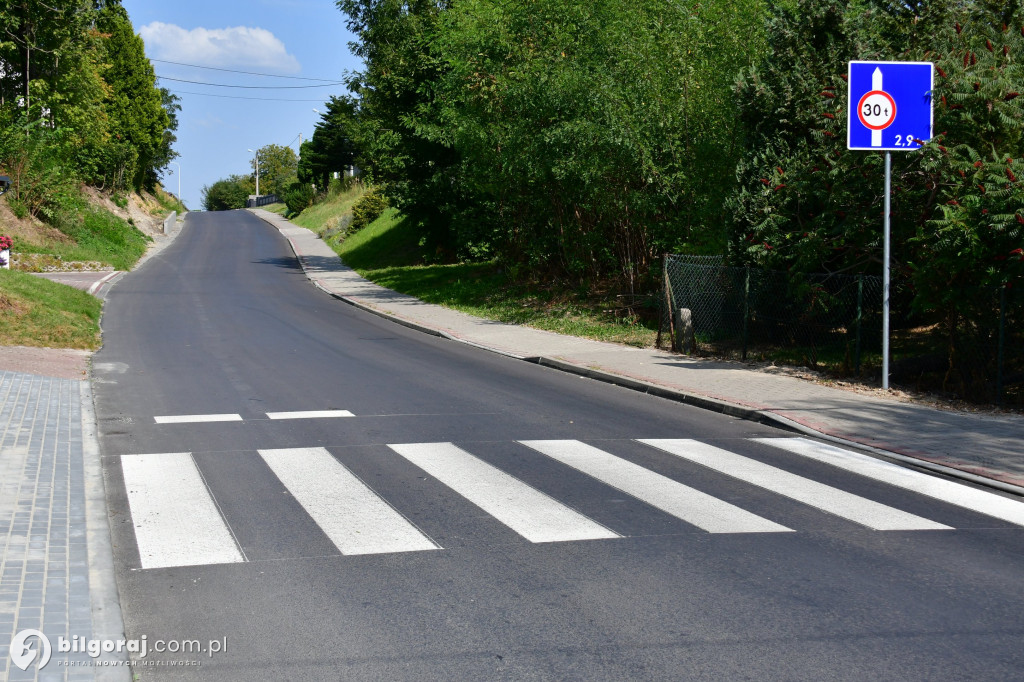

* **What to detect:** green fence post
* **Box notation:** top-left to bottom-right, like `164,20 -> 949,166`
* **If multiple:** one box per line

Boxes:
997,286 -> 1007,406
855,275 -> 863,376
742,267 -> 750,361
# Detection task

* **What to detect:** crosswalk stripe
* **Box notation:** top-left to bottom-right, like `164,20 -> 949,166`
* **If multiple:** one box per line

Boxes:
121,453 -> 245,569
154,413 -> 243,424
259,447 -> 439,555
520,440 -> 792,534
266,410 -> 355,420
388,442 -> 620,543
639,439 -> 952,531
755,437 -> 1024,527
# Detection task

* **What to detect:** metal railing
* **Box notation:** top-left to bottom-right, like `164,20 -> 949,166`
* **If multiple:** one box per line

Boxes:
246,194 -> 279,208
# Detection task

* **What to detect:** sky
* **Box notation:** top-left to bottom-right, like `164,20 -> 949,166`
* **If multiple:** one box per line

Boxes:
121,0 -> 362,210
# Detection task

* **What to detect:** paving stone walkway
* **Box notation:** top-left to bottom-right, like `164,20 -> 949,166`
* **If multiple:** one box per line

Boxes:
0,372 -> 125,681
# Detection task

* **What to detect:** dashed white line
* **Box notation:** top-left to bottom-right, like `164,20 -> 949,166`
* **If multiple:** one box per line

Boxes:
154,413 -> 243,424
266,410 -> 355,420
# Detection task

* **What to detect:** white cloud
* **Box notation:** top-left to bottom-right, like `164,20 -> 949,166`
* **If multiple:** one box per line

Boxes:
139,22 -> 301,73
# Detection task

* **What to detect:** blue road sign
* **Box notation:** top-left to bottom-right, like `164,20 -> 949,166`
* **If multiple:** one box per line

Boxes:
847,61 -> 934,151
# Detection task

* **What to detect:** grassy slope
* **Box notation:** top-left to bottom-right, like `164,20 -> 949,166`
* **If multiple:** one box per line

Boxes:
293,195 -> 658,347
2,194 -> 154,271
0,270 -> 102,349
0,188 -> 174,349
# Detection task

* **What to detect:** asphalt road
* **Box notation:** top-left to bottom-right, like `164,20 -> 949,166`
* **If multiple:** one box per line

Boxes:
92,210 -> 1024,681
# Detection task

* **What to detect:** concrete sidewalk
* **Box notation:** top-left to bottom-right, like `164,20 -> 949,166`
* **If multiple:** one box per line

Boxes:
251,208 -> 1024,494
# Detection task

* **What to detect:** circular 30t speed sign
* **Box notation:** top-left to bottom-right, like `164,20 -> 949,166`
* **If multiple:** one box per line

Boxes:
857,90 -> 896,131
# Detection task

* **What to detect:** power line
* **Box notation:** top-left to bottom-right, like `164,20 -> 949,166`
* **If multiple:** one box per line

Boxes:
157,76 -> 344,89
167,89 -> 329,102
150,59 -> 342,82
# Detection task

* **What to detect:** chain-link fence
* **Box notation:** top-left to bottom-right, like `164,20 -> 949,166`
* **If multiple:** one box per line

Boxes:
659,254 -> 1024,407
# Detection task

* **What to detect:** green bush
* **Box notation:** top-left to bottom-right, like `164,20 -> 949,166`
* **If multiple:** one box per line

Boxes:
283,181 -> 315,215
350,186 -> 389,231
201,175 -> 252,211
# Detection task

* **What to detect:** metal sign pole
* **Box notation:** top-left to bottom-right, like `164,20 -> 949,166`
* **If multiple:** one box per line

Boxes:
883,151 -> 891,390
848,60 -> 933,391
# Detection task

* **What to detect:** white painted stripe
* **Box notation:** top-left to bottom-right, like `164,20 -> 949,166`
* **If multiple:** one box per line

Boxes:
266,410 -> 355,420
639,439 -> 951,531
388,442 -> 619,543
755,437 -> 1024,527
154,413 -> 243,424
258,447 -> 438,555
121,453 -> 244,569
87,271 -> 119,296
520,440 -> 791,534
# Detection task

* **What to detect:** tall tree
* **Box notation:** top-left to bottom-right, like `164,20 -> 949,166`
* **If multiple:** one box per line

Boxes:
298,95 -> 358,190
337,0 -> 457,252
97,3 -> 169,190
252,143 -> 298,197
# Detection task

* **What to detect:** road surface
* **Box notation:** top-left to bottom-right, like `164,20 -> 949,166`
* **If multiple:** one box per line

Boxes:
92,210 -> 1024,680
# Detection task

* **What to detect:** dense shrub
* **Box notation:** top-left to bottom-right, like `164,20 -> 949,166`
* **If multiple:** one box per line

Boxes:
350,186 -> 389,231
283,181 -> 316,215
201,175 -> 253,211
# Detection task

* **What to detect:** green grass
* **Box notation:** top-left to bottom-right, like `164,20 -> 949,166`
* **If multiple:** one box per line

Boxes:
150,188 -> 188,215
0,270 -> 102,349
316,207 -> 659,347
293,187 -> 365,232
54,206 -> 151,270
261,202 -> 289,216
10,202 -> 151,271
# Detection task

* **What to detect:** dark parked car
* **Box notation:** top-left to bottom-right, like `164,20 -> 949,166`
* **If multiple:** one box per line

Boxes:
0,175 -> 10,195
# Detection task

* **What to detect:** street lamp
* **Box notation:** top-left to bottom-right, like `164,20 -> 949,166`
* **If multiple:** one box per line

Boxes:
169,161 -> 181,206
247,149 -> 260,197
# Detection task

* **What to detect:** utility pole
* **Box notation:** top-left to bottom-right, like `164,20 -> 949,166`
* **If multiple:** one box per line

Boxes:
170,162 -> 181,205
247,149 -> 260,197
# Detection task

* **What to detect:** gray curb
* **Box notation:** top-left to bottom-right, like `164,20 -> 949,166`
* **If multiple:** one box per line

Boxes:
80,380 -> 132,680
251,209 -> 1024,500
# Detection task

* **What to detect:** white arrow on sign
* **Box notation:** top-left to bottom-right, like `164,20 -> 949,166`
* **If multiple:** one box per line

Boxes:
871,69 -> 883,146
856,68 -> 898,147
